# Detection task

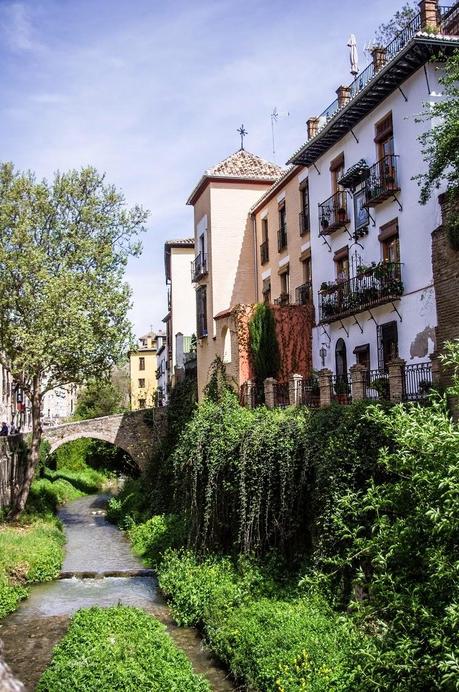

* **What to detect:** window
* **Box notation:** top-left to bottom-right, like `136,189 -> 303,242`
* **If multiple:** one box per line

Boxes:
278,203 -> 287,251
300,181 -> 310,235
262,277 -> 271,304
279,202 -> 286,231
262,217 -> 269,242
334,246 -> 349,282
138,378 -> 145,388
222,327 -> 231,364
139,357 -> 145,371
302,256 -> 311,283
260,218 -> 269,264
375,112 -> 394,159
330,153 -> 345,193
379,219 -> 400,263
377,321 -> 398,370
138,398 -> 146,409
196,285 -> 208,338
354,344 -> 370,369
280,270 -> 290,297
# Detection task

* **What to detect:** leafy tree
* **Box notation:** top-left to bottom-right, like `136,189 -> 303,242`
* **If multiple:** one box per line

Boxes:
74,379 -> 126,420
417,52 -> 459,249
374,2 -> 417,45
248,303 -> 280,391
0,164 -> 148,518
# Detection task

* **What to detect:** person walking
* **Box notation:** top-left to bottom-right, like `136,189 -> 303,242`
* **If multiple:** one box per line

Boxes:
0,422 -> 8,436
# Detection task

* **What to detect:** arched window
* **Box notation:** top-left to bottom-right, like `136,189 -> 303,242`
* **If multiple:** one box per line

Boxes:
222,327 -> 231,364
335,338 -> 347,377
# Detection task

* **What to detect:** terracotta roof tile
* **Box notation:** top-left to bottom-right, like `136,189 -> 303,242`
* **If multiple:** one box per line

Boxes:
206,149 -> 284,180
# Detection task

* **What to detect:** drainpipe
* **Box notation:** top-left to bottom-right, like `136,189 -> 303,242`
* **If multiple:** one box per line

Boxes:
252,214 -> 259,303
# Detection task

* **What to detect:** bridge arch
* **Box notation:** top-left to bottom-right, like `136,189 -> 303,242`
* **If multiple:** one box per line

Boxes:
42,409 -> 166,472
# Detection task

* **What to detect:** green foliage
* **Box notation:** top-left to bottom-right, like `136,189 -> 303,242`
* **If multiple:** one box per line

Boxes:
0,163 -> 147,516
329,399 -> 459,690
74,379 -> 127,420
106,478 -> 148,528
374,2 -> 417,45
417,53 -> 459,250
203,356 -> 232,402
127,515 -> 186,568
37,605 -> 210,691
248,303 -> 280,388
158,550 -> 363,691
0,514 -> 64,619
44,467 -> 107,494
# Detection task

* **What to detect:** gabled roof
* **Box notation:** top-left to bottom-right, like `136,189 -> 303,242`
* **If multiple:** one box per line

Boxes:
164,238 -> 194,248
164,237 -> 195,282
187,149 -> 285,205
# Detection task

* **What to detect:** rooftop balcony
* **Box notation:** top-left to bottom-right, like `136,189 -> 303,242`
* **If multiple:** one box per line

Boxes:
319,261 -> 403,323
364,155 -> 400,207
319,190 -> 349,235
191,252 -> 208,282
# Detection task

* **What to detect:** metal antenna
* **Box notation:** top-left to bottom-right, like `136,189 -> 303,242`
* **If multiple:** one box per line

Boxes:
270,107 -> 290,162
237,124 -> 248,150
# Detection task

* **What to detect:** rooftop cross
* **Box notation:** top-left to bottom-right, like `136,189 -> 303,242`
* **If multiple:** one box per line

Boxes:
237,124 -> 248,150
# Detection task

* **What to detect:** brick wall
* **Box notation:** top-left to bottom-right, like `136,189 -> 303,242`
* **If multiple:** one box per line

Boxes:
431,218 -> 459,386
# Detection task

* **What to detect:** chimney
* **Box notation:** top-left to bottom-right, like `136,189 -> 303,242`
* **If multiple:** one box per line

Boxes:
371,46 -> 387,72
307,117 -> 320,140
336,85 -> 351,109
418,0 -> 439,30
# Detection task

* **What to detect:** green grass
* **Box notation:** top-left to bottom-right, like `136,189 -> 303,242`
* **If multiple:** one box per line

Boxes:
0,513 -> 65,619
158,549 -> 363,691
37,605 -> 210,692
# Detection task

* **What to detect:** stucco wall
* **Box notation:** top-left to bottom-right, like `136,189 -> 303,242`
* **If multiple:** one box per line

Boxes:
307,63 -> 444,372
170,246 -> 196,372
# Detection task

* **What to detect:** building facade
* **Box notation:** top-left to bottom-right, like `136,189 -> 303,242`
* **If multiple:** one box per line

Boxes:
129,331 -> 166,410
163,239 -> 197,392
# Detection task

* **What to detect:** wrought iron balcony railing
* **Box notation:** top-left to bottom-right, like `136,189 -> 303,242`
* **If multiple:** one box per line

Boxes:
277,226 -> 288,251
403,362 -> 433,402
319,261 -> 403,323
260,240 -> 269,265
296,281 -> 312,305
274,292 -> 290,306
319,190 -> 349,235
299,210 -> 310,236
364,155 -> 400,207
191,252 -> 208,281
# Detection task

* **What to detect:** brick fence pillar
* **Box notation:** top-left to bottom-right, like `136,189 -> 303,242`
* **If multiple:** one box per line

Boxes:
388,357 -> 406,403
429,351 -> 441,386
264,378 -> 276,409
419,0 -> 439,30
318,369 -> 333,408
289,374 -> 303,406
350,364 -> 367,401
245,379 -> 256,408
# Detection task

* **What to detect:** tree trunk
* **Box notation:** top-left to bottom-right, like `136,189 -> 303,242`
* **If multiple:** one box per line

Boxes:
8,383 -> 42,520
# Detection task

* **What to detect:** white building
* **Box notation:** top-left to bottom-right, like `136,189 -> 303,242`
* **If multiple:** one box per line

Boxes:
287,2 -> 458,382
42,384 -> 78,426
156,342 -> 168,405
163,239 -> 197,390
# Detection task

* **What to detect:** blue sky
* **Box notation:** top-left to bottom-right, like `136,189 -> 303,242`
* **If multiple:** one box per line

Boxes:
0,0 -> 405,335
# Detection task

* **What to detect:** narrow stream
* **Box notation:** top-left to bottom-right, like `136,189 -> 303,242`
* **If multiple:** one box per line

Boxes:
0,495 -> 233,691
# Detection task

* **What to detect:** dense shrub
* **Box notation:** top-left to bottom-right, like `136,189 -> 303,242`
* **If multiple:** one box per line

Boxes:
37,605 -> 210,691
127,515 -> 186,568
44,466 -> 107,494
0,514 -> 65,619
106,478 -> 148,527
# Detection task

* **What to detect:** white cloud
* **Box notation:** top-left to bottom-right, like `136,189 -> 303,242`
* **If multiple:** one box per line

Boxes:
0,1 -> 41,52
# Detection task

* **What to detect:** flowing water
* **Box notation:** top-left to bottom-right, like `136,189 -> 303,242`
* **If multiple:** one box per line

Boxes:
0,494 -> 233,691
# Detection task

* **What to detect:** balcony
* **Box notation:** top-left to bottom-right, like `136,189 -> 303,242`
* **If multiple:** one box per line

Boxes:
364,155 -> 400,207
277,226 -> 288,252
260,240 -> 269,265
299,210 -> 310,236
319,261 -> 403,323
191,252 -> 208,281
274,293 -> 290,306
295,281 -> 312,305
319,191 -> 349,235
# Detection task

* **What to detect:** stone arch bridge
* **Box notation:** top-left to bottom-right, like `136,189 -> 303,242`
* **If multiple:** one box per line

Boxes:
42,408 -> 166,471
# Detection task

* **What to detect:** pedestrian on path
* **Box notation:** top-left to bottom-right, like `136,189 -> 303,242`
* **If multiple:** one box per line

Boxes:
0,422 -> 8,436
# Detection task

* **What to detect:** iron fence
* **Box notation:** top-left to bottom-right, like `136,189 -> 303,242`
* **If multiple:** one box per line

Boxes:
302,376 -> 320,408
191,252 -> 208,281
273,382 -> 290,407
319,190 -> 349,234
403,362 -> 433,402
332,374 -> 352,405
296,281 -> 312,305
364,155 -> 400,207
363,369 -> 390,401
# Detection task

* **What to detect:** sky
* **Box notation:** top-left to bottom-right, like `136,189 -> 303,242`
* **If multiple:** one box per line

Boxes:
0,0 -> 405,336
